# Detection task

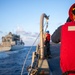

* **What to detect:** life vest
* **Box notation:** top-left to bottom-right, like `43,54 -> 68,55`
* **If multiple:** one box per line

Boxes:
60,21 -> 75,75
46,33 -> 50,41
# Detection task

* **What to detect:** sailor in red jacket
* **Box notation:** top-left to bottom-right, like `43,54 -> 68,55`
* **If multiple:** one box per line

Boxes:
44,31 -> 51,58
51,3 -> 75,75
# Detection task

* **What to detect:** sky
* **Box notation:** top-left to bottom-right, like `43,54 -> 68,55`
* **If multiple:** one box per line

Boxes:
0,0 -> 75,46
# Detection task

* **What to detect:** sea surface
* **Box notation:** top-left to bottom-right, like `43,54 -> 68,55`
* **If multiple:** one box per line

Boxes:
0,44 -> 62,75
0,46 -> 35,75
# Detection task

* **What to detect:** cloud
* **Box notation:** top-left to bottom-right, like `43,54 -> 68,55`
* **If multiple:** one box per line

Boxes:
15,26 -> 39,46
31,32 -> 39,37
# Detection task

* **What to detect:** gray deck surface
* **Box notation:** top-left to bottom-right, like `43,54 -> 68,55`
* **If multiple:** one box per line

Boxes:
48,43 -> 62,75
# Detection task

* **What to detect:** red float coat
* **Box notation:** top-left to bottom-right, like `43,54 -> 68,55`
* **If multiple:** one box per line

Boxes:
51,3 -> 75,75
46,33 -> 50,42
60,21 -> 75,75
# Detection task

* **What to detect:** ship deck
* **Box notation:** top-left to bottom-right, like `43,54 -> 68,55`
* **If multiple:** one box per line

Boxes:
48,43 -> 62,75
37,43 -> 62,75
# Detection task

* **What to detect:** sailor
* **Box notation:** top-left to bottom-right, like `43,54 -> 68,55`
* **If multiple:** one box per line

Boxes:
51,3 -> 75,75
44,30 -> 51,58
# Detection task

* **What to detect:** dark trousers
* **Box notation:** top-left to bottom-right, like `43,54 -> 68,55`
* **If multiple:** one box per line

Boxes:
44,41 -> 51,57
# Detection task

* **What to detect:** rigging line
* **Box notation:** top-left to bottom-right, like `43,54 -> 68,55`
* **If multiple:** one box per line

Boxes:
20,33 -> 40,75
20,22 -> 48,75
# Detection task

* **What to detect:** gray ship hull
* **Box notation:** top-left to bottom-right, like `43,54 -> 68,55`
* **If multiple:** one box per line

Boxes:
11,45 -> 24,50
0,45 -> 24,52
0,47 -> 11,52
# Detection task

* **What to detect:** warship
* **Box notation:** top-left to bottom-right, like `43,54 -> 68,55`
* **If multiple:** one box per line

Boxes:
0,32 -> 24,52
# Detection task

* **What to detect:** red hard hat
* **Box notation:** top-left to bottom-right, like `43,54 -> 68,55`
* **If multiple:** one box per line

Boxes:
69,3 -> 75,21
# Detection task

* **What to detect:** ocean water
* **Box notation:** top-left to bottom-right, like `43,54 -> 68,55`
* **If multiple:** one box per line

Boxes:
0,46 -> 36,75
0,44 -> 62,75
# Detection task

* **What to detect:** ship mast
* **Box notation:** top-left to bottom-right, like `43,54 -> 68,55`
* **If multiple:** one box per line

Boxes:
40,13 -> 49,59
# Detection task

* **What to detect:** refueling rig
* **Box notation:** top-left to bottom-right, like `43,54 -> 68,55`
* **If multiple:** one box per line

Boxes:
28,13 -> 50,75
